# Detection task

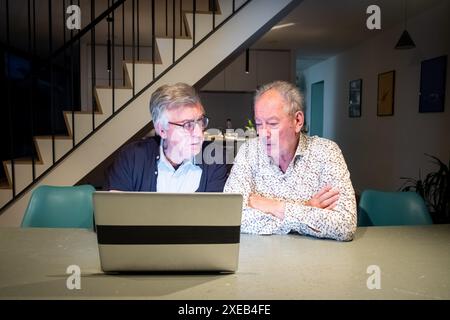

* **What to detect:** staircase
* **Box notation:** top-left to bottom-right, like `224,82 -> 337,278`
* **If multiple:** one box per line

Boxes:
0,0 -> 300,225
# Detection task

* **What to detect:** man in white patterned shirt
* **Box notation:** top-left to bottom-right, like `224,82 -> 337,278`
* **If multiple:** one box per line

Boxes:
224,81 -> 356,241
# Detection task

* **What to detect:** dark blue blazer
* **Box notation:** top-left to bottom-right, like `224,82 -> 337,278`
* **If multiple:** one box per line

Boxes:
104,136 -> 228,192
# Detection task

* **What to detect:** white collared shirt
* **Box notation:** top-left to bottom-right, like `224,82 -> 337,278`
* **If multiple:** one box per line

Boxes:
156,143 -> 202,192
224,134 -> 357,241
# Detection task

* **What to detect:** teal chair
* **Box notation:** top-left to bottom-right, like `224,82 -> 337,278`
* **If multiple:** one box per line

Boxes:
358,189 -> 433,226
21,185 -> 96,229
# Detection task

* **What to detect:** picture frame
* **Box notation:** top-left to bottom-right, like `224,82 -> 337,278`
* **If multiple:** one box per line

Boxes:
419,55 -> 447,113
349,79 -> 362,118
377,70 -> 395,116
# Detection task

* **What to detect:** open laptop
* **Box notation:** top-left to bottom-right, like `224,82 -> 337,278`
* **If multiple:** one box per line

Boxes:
93,192 -> 243,273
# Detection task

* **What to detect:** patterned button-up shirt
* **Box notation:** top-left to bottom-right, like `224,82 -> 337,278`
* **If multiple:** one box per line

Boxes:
224,134 -> 357,241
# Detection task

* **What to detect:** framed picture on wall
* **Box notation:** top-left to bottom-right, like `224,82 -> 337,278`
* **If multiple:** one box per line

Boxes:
377,70 -> 395,116
349,79 -> 362,117
419,55 -> 447,113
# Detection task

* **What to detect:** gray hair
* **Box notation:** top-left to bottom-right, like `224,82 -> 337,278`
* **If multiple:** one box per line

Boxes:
254,80 -> 304,116
149,83 -> 203,129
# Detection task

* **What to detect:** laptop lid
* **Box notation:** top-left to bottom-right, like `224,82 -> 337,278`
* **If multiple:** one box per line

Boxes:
93,192 -> 243,272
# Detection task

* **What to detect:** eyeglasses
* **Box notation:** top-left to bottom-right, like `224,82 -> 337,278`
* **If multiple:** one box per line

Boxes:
168,115 -> 209,132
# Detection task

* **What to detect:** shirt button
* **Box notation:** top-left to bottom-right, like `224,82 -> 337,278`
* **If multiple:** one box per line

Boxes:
156,156 -> 160,159
155,171 -> 158,175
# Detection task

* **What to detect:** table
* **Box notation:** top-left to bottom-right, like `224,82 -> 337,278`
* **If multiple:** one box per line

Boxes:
0,225 -> 449,299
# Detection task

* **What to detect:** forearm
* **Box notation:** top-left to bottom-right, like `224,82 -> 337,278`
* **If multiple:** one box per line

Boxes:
247,194 -> 286,219
240,207 -> 283,235
283,141 -> 358,241
282,202 -> 357,241
225,190 -> 283,234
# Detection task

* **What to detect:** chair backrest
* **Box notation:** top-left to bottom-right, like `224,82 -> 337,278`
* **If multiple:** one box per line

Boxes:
21,185 -> 96,229
358,189 -> 433,226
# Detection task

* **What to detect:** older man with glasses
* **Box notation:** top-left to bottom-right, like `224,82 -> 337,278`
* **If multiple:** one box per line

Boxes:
105,83 -> 227,192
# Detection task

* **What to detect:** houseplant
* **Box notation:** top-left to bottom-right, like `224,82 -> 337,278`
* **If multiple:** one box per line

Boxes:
245,119 -> 257,138
399,154 -> 450,224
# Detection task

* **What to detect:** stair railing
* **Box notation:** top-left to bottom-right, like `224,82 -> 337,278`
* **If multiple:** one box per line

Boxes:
0,0 -> 250,213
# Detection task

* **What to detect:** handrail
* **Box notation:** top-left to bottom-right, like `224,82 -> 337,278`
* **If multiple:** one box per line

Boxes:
49,0 -> 126,62
0,0 -> 253,214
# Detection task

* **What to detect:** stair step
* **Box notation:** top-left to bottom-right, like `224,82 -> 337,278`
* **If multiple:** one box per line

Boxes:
184,8 -> 221,15
63,112 -> 107,145
156,38 -> 193,65
124,38 -> 193,92
157,35 -> 191,40
183,0 -> 242,43
2,157 -> 43,165
184,12 -> 214,44
34,136 -> 74,164
95,87 -> 134,117
1,134 -> 74,196
213,0 -> 248,24
184,0 -> 244,40
63,88 -> 133,144
3,159 -> 52,195
122,58 -> 163,65
0,179 -> 10,189
0,189 -> 13,209
34,135 -> 72,139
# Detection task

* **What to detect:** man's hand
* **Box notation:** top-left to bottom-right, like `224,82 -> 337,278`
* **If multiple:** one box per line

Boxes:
305,185 -> 339,210
248,194 -> 286,219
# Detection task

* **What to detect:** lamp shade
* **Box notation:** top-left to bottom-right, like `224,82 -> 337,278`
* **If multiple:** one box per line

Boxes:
245,48 -> 250,74
395,30 -> 416,49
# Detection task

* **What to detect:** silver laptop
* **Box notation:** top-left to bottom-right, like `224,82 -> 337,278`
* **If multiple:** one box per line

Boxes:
93,192 -> 243,272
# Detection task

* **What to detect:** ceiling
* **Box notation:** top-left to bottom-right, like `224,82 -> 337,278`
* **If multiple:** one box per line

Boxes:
0,0 -> 213,57
252,0 -> 445,70
1,0 -> 445,69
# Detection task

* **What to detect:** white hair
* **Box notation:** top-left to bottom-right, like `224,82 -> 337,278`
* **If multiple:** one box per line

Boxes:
254,80 -> 304,116
149,83 -> 203,130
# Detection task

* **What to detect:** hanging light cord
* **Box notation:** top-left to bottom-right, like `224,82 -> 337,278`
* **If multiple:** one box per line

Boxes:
404,0 -> 407,29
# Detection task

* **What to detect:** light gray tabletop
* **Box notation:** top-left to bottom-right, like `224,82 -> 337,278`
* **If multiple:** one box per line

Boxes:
0,225 -> 449,299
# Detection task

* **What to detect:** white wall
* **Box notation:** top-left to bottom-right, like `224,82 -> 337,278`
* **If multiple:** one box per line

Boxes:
301,0 -> 450,193
202,49 -> 294,91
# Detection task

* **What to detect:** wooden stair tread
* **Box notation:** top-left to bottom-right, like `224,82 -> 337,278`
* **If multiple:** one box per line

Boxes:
63,110 -> 103,115
0,179 -> 10,189
3,157 -> 44,165
35,135 -> 72,140
184,10 -> 221,15
157,35 -> 192,40
122,59 -> 162,65
95,85 -> 132,90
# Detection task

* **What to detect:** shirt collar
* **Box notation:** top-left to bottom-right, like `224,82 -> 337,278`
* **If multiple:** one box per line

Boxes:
260,134 -> 307,168
295,133 -> 308,159
158,141 -> 195,171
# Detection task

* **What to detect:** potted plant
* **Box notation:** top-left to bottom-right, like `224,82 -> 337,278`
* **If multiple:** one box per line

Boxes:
245,119 -> 257,138
399,154 -> 450,224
